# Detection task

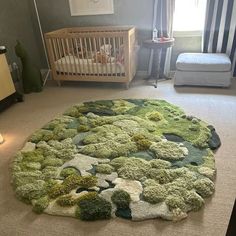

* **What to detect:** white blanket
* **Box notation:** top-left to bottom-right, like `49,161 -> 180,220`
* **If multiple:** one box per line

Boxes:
55,55 -> 125,75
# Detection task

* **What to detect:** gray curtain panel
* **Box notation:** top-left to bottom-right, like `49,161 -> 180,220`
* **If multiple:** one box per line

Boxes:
203,0 -> 236,76
148,0 -> 175,77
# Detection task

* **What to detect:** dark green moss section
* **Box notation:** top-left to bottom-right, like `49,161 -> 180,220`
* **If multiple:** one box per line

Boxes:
78,196 -> 112,221
48,174 -> 97,198
81,100 -> 115,116
164,133 -> 185,142
126,99 -> 147,106
207,125 -> 221,150
171,142 -> 207,168
111,190 -> 131,209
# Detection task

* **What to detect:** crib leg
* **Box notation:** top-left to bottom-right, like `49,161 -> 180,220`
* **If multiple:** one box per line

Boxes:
125,82 -> 130,90
56,80 -> 62,87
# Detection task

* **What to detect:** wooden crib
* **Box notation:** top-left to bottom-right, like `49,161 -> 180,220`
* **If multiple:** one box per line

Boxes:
45,26 -> 139,88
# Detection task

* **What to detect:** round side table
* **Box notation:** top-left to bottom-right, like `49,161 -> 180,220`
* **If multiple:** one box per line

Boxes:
143,38 -> 175,88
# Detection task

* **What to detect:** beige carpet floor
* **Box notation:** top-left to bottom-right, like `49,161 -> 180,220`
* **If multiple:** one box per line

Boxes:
0,78 -> 236,236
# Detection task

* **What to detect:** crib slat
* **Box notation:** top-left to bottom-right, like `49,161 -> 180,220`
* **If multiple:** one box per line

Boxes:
52,38 -> 61,74
84,38 -> 91,75
61,38 -> 70,75
108,37 -> 113,76
56,38 -> 65,75
74,38 -> 82,75
113,37 -> 117,77
65,38 -> 73,74
118,37 -> 122,75
98,37 -> 104,76
88,38 -> 94,75
79,38 -> 86,75
93,38 -> 99,75
103,37 -> 108,76
69,38 -> 78,75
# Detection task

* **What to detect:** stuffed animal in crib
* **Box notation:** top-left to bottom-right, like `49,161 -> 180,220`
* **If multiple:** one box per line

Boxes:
93,44 -> 112,64
93,52 -> 109,64
100,44 -> 112,56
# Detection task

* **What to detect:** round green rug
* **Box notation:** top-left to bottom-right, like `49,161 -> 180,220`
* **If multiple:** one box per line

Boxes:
12,99 -> 221,221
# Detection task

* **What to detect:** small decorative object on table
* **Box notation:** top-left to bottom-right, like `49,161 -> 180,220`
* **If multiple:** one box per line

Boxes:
143,38 -> 175,88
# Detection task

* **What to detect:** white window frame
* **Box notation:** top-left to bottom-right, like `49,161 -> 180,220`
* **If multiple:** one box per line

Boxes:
173,30 -> 203,38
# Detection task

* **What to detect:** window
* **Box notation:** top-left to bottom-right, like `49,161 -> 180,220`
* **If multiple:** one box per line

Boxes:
173,0 -> 207,36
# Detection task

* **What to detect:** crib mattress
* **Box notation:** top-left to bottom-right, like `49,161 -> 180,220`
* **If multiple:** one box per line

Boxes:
55,56 -> 125,75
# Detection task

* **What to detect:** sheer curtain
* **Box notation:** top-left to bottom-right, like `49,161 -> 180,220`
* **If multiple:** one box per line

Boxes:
148,0 -> 175,77
203,0 -> 236,76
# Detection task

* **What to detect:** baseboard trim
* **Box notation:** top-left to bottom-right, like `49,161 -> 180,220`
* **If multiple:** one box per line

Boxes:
136,70 -> 176,79
136,70 -> 149,77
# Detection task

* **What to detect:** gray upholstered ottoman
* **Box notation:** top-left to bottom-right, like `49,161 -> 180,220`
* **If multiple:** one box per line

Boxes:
174,53 -> 232,87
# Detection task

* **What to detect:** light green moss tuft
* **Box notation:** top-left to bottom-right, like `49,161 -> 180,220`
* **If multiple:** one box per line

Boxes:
142,179 -> 159,187
20,162 -> 41,171
30,129 -> 54,143
42,166 -> 59,179
15,180 -> 46,201
198,167 -> 215,180
22,151 -> 44,163
185,191 -> 204,211
32,196 -> 50,214
110,157 -> 127,169
148,169 -> 173,184
166,195 -> 187,211
117,157 -> 152,180
147,111 -> 163,121
194,178 -> 215,198
143,185 -> 167,204
77,125 -> 90,132
41,158 -> 63,168
192,126 -> 211,148
112,100 -> 136,114
56,194 -> 77,207
64,106 -> 82,118
77,175 -> 97,188
149,159 -> 171,169
60,168 -> 79,178
131,134 -> 152,151
12,171 -> 43,188
80,139 -> 137,159
95,164 -> 114,174
48,183 -> 67,199
150,141 -> 188,161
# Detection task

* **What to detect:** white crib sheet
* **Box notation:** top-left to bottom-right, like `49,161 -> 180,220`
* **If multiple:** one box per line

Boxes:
55,55 -> 125,75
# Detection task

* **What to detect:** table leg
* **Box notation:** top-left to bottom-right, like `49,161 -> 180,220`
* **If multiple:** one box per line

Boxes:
152,48 -> 161,88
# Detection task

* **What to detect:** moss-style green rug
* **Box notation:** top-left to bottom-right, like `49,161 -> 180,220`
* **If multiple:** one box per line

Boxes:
12,99 -> 221,221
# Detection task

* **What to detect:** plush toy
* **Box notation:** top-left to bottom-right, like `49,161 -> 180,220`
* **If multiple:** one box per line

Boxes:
93,44 -> 113,64
15,41 -> 43,94
100,44 -> 112,56
93,52 -> 109,64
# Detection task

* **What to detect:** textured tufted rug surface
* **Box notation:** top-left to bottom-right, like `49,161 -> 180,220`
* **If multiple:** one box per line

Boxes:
11,99 -> 221,221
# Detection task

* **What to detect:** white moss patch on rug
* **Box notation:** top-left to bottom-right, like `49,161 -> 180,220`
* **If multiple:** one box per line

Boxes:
11,99 -> 221,221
